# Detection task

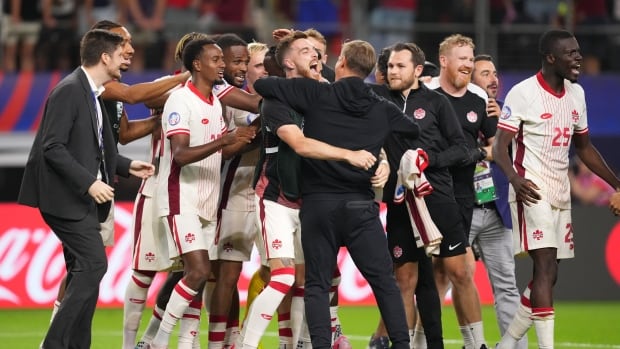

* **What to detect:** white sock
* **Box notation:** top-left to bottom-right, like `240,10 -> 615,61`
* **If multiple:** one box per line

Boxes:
179,299 -> 202,349
469,321 -> 487,348
291,286 -> 305,346
208,314 -> 228,349
498,283 -> 533,349
241,267 -> 294,348
460,325 -> 475,349
532,307 -> 554,349
152,279 -> 198,348
224,318 -> 240,348
278,311 -> 292,348
408,329 -> 415,349
140,306 -> 164,344
413,328 -> 427,349
330,305 -> 341,344
123,271 -> 154,349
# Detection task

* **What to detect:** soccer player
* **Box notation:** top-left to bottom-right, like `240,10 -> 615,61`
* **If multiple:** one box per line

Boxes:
425,34 -> 492,349
469,54 -> 527,349
207,34 -> 259,349
493,29 -> 620,349
149,37 -> 256,349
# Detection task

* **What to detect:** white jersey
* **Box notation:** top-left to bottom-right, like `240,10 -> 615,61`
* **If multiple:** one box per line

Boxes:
157,81 -> 227,220
219,105 -> 260,212
498,72 -> 588,209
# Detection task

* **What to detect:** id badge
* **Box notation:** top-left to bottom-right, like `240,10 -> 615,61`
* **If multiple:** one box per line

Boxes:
473,160 -> 497,204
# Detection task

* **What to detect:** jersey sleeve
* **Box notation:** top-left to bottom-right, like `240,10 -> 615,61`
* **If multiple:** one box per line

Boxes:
261,99 -> 300,133
498,85 -> 527,134
162,90 -> 191,138
213,79 -> 234,99
572,83 -> 589,135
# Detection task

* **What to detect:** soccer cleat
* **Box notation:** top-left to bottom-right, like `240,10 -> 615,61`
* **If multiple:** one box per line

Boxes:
134,341 -> 150,349
368,334 -> 390,349
333,335 -> 352,349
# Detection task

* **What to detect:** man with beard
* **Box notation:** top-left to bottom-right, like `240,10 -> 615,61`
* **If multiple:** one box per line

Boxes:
469,54 -> 527,349
149,38 -> 256,349
18,29 -> 155,349
494,29 -> 620,349
369,42 -> 480,349
207,34 -> 260,349
425,34 -> 492,349
240,32 -> 377,349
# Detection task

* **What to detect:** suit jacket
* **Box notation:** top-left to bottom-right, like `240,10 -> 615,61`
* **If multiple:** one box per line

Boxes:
18,67 -> 132,222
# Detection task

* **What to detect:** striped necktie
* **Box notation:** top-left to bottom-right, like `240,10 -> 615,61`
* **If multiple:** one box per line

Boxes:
93,92 -> 107,182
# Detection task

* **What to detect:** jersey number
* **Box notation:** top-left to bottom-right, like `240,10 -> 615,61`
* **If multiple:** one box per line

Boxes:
564,223 -> 574,250
552,127 -> 570,147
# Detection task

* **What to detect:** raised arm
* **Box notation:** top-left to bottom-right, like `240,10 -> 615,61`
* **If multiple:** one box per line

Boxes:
102,72 -> 190,104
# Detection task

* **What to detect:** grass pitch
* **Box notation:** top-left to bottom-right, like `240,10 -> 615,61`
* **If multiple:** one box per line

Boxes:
1,302 -> 619,348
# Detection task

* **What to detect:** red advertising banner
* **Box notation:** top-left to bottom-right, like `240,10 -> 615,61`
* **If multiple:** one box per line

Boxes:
0,202 -> 495,308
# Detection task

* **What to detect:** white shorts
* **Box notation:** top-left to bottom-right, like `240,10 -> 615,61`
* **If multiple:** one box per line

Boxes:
100,202 -> 115,247
162,214 -> 216,256
131,194 -> 180,271
511,200 -> 574,259
255,195 -> 304,263
210,209 -> 258,262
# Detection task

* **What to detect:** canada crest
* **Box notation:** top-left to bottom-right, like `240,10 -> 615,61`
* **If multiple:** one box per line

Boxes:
413,108 -> 426,119
466,111 -> 478,123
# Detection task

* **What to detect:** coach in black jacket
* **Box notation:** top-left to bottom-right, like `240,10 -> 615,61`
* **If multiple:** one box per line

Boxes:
18,30 -> 153,349
254,39 -> 419,349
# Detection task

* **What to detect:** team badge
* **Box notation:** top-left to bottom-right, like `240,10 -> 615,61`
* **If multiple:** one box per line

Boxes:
393,246 -> 403,258
168,112 -> 181,126
413,108 -> 426,119
532,229 -> 544,241
500,105 -> 511,120
185,232 -> 196,243
145,252 -> 156,262
223,242 -> 233,253
466,111 -> 478,123
571,109 -> 580,123
201,118 -> 209,124
272,239 -> 282,250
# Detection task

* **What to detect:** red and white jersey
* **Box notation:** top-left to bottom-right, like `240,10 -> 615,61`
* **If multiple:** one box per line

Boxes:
219,105 -> 260,212
498,72 -> 588,209
213,79 -> 235,100
157,81 -> 227,220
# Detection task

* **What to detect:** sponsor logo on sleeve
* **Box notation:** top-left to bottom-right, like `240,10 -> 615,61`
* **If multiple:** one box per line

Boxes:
500,105 -> 511,120
168,112 -> 181,126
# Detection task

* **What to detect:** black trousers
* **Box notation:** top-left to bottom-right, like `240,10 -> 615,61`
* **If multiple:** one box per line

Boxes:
301,194 -> 409,349
41,209 -> 108,349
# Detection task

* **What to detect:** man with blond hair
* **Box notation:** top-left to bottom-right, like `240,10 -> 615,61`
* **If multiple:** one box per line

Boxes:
425,34 -> 492,349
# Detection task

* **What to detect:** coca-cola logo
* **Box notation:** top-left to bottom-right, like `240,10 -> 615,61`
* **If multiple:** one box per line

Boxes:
0,203 -> 497,308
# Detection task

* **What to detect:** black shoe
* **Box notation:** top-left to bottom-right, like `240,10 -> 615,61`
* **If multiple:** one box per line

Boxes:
368,334 -> 390,349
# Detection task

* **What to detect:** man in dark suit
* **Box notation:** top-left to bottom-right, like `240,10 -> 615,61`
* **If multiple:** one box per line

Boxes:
18,29 -> 154,349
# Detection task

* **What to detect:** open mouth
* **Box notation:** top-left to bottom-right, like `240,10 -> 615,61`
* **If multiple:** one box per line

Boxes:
571,63 -> 581,75
310,61 -> 320,74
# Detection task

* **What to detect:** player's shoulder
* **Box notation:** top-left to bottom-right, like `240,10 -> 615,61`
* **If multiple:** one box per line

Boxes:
564,79 -> 585,98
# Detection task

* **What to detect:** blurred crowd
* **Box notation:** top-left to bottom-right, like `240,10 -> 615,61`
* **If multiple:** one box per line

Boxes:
2,0 -> 619,74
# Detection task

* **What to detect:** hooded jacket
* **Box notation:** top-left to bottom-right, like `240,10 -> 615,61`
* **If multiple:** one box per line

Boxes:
254,76 -> 420,198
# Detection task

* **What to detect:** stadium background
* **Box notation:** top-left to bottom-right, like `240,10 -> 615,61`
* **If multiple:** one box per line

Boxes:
0,0 -> 618,321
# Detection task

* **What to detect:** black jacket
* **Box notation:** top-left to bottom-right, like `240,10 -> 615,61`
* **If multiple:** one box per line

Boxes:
254,76 -> 420,198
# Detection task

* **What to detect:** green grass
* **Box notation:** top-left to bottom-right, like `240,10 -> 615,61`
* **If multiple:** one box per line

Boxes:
1,302 -> 619,348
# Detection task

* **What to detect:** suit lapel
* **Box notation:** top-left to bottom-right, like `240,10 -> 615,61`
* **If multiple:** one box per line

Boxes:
76,68 -> 101,148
